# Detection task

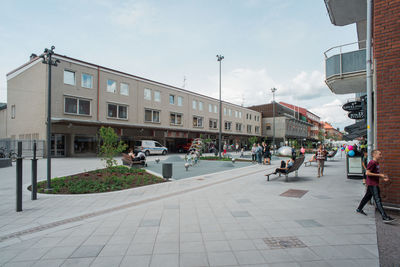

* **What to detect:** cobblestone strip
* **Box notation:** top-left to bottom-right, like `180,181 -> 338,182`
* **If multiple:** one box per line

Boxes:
0,167 -> 267,243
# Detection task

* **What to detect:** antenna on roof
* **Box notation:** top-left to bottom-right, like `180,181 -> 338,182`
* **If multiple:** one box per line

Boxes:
182,76 -> 187,89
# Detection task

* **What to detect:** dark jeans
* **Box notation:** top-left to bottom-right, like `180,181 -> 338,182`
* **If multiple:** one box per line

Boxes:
275,161 -> 288,174
252,154 -> 256,161
357,185 -> 388,219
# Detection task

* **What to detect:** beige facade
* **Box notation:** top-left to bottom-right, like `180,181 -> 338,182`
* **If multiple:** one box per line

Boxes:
0,108 -> 6,138
5,55 -> 262,156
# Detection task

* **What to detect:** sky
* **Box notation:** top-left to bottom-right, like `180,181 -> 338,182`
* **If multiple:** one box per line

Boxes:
0,0 -> 358,130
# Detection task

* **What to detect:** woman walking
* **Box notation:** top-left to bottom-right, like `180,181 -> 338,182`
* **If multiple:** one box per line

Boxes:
316,145 -> 327,177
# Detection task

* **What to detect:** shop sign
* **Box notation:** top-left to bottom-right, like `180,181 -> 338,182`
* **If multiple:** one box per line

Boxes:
342,101 -> 362,112
348,110 -> 365,120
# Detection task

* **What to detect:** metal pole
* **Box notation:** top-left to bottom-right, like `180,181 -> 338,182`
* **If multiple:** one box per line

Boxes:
16,141 -> 22,212
31,141 -> 37,200
271,88 -> 277,154
366,0 -> 373,162
217,55 -> 224,159
46,59 -> 52,190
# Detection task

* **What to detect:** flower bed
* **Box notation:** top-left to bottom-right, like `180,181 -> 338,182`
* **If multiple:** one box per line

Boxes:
30,166 -> 165,194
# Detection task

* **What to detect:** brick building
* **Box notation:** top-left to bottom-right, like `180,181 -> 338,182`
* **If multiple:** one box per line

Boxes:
324,0 -> 400,206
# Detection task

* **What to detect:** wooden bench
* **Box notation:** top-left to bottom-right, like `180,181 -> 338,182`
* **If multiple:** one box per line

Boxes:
266,156 -> 305,182
121,153 -> 147,168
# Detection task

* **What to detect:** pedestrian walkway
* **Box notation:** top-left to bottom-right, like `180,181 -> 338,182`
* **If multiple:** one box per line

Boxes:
0,155 -> 379,266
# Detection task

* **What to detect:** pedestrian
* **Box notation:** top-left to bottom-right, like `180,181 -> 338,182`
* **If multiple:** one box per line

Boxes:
263,143 -> 271,165
291,146 -> 297,160
240,148 -> 244,158
223,142 -> 227,157
356,150 -> 395,223
361,149 -> 368,185
300,146 -> 305,156
257,143 -> 263,164
235,143 -> 239,153
251,144 -> 257,163
315,144 -> 327,177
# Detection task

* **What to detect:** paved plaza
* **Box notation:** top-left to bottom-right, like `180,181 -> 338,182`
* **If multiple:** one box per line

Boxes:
0,154 -> 381,266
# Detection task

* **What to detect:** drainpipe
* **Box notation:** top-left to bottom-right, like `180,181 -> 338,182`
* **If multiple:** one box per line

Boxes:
366,0 -> 373,161
97,66 -> 100,121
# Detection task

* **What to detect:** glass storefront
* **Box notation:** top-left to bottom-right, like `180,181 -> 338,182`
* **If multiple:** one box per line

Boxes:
74,135 -> 98,155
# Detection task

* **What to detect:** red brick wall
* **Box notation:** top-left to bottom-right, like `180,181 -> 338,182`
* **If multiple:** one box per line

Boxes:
374,0 -> 400,205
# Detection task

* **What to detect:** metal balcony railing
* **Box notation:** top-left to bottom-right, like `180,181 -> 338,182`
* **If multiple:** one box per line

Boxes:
324,41 -> 366,79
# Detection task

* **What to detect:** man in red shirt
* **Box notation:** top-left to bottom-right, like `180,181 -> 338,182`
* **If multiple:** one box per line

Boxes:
356,150 -> 395,223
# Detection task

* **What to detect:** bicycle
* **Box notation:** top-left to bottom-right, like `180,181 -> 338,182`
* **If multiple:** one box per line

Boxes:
0,147 -> 18,162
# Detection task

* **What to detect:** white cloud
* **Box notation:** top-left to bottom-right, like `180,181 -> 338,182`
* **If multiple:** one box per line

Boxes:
309,98 -> 353,127
109,1 -> 157,28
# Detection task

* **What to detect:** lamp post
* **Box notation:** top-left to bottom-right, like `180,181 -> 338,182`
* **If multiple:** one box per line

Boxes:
271,87 -> 277,154
216,55 -> 224,159
40,46 -> 60,191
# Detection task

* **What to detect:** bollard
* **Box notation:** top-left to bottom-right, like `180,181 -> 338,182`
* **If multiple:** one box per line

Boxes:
16,141 -> 23,212
31,141 -> 37,200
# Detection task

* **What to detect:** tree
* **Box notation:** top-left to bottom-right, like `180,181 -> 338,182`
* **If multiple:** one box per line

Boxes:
98,126 -> 127,168
248,136 -> 258,146
318,130 -> 325,143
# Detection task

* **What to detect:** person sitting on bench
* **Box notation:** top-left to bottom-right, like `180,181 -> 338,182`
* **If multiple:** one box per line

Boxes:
128,148 -> 135,160
273,156 -> 295,175
133,151 -> 146,162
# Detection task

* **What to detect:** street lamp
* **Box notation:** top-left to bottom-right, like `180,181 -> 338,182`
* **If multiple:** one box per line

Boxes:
216,55 -> 224,159
40,46 -> 59,191
271,87 -> 277,154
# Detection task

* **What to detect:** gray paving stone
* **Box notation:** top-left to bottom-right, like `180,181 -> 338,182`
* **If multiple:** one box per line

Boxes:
180,253 -> 209,267
180,232 -> 203,242
149,254 -> 179,267
228,239 -> 256,251
42,246 -> 77,260
295,220 -> 323,228
260,249 -> 295,263
98,244 -> 129,257
234,250 -> 266,265
31,259 -> 65,267
180,241 -> 206,253
140,219 -> 161,227
3,261 -> 35,267
89,256 -> 123,267
125,242 -> 154,255
231,211 -> 251,218
119,255 -> 151,267
298,261 -> 331,267
325,259 -> 360,267
204,240 -> 231,252
11,247 -> 51,262
61,257 -> 95,267
207,251 -> 238,266
70,245 -> 104,258
224,231 -> 248,240
202,232 -> 226,241
153,241 -> 179,254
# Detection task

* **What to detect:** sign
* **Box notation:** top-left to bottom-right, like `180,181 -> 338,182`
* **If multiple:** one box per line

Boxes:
348,110 -> 365,120
342,101 -> 362,112
347,156 -> 363,176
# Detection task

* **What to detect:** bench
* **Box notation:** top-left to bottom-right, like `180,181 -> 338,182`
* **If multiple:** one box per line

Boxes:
265,156 -> 305,182
121,153 -> 147,168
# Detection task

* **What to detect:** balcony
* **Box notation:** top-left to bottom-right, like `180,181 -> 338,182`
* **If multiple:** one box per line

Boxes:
324,41 -> 366,95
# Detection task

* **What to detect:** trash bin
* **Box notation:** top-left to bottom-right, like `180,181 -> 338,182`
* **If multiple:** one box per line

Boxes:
162,163 -> 172,179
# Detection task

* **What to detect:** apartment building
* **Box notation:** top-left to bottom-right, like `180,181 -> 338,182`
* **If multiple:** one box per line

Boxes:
4,54 -> 261,156
323,0 -> 400,206
248,102 -> 311,146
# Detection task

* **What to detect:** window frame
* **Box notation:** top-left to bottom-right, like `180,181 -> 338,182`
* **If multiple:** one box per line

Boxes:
81,73 -> 93,89
209,119 -> 218,129
224,121 -> 232,131
236,123 -> 242,132
154,90 -> 161,102
177,96 -> 183,106
120,82 -> 129,96
144,88 -> 152,100
199,101 -> 203,111
11,105 -> 15,119
107,103 -> 128,120
64,70 -> 76,86
193,116 -> 203,128
64,96 -> 91,116
169,95 -> 175,105
170,112 -> 183,125
144,109 -> 160,123
106,79 -> 117,93
192,100 -> 197,110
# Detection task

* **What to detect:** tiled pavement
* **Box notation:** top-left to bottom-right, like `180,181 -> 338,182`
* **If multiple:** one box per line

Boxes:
0,154 -> 380,266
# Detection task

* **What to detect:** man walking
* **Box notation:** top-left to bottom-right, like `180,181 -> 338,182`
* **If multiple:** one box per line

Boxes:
315,145 -> 327,177
356,150 -> 395,223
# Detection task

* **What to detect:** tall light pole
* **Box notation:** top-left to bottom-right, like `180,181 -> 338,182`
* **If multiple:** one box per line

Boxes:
216,55 -> 224,159
271,87 -> 277,154
40,46 -> 59,191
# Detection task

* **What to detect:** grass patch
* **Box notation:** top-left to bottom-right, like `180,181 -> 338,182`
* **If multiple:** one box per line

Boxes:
30,166 -> 165,194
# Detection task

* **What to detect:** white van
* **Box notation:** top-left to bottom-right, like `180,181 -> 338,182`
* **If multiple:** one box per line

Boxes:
134,140 -> 168,156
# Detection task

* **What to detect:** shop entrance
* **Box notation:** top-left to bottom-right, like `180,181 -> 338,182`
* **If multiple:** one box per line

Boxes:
51,134 -> 66,157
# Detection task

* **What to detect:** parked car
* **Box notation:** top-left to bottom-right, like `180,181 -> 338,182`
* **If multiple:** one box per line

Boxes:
134,140 -> 168,156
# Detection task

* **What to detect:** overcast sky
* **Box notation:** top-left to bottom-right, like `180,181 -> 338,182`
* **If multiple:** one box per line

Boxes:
0,0 -> 358,130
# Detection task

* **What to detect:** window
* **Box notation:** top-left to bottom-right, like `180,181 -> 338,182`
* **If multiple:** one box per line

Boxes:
11,105 -> 15,119
224,107 -> 227,115
209,119 -> 217,129
144,88 -> 152,100
239,111 -> 242,118
81,73 -> 93,88
64,70 -> 75,85
249,114 -> 252,120
247,125 -> 252,133
246,114 -> 249,119
209,104 -> 212,112
169,95 -> 175,104
107,104 -> 128,119
224,121 -> 232,131
145,109 -> 160,123
235,111 -> 238,118
170,113 -> 182,125
266,123 -> 271,130
199,101 -> 203,111
107,79 -> 116,93
64,97 -> 90,115
192,100 -> 197,109
193,116 -> 203,127
154,91 -> 161,102
228,109 -> 232,116
177,96 -> 183,106
120,83 -> 129,96
255,126 -> 260,134
214,105 -> 217,113
236,123 -> 242,132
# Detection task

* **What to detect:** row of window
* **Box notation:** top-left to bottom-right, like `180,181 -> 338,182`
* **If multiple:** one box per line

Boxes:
246,113 -> 261,121
64,70 -> 130,96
